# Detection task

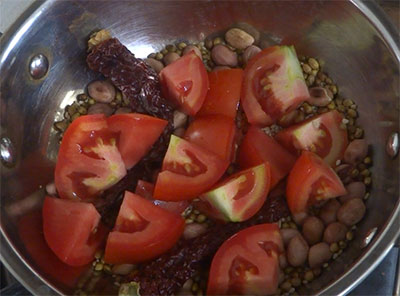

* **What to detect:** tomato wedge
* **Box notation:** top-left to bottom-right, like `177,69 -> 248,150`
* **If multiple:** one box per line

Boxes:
18,211 -> 86,288
160,51 -> 209,116
286,151 -> 347,215
275,110 -> 348,167
197,69 -> 243,119
184,115 -> 236,161
208,224 -> 283,295
153,135 -> 229,201
135,180 -> 189,214
241,45 -> 309,126
104,191 -> 184,264
238,126 -> 296,188
108,113 -> 167,169
42,197 -> 108,266
197,163 -> 271,222
55,115 -> 126,201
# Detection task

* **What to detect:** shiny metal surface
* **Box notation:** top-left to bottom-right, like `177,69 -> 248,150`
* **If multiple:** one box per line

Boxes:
360,227 -> 378,249
29,53 -> 49,79
0,1 -> 399,295
387,132 -> 399,158
0,137 -> 16,167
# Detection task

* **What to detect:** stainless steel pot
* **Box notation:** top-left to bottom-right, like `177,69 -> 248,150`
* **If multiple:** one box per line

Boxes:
1,1 -> 399,295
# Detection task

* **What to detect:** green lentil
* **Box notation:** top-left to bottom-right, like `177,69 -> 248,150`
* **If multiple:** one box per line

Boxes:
363,156 -> 372,165
302,64 -> 312,74
282,222 -> 290,229
176,50 -> 182,56
323,263 -> 329,268
177,42 -> 187,50
346,231 -> 354,241
311,69 -> 318,76
191,282 -> 199,292
308,58 -> 319,70
147,52 -> 156,59
351,168 -> 360,178
361,169 -> 371,177
71,113 -> 80,121
306,75 -> 315,86
302,103 -> 314,114
185,218 -> 194,224
213,37 -> 223,46
289,222 -> 297,229
54,120 -> 69,132
325,77 -> 333,84
78,106 -> 87,115
94,263 -> 103,271
155,52 -> 163,60
281,281 -> 292,292
166,44 -> 176,52
110,102 -> 117,107
354,127 -> 364,139
77,93 -> 89,101
189,213 -> 196,220
364,192 -> 370,200
161,48 -> 168,55
343,99 -> 353,107
88,98 -> 95,105
327,102 -> 336,110
329,84 -> 338,95
330,242 -> 339,253
103,264 -> 112,274
205,38 -> 213,49
364,177 -> 372,186
312,268 -> 322,277
196,214 -> 207,223
337,105 -> 346,113
347,109 -> 358,118
339,240 -> 347,249
304,271 -> 314,282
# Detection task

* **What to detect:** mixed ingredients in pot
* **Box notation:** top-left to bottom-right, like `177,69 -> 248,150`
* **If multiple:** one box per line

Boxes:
37,24 -> 372,296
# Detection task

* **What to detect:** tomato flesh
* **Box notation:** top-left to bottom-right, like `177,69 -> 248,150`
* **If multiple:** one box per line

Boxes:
286,151 -> 347,215
153,135 -> 229,201
135,180 -> 189,214
241,46 -> 309,126
108,113 -> 167,169
197,163 -> 271,222
275,110 -> 348,167
42,197 -> 108,266
208,224 -> 283,295
238,126 -> 296,188
55,115 -> 126,201
160,52 -> 209,116
104,191 -> 184,264
184,115 -> 236,161
197,69 -> 243,119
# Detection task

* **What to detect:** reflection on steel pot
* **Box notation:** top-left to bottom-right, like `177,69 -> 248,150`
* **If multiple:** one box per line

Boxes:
0,1 -> 399,296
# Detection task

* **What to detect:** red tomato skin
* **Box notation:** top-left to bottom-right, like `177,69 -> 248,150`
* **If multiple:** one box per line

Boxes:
197,69 -> 243,119
107,113 -> 167,169
238,126 -> 296,188
286,151 -> 347,215
160,52 -> 209,116
184,115 -> 236,161
207,224 -> 283,295
104,191 -> 185,264
18,211 -> 86,288
55,114 -> 126,201
241,46 -> 309,126
275,110 -> 348,167
42,197 -> 108,266
153,135 -> 229,201
135,180 -> 189,214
